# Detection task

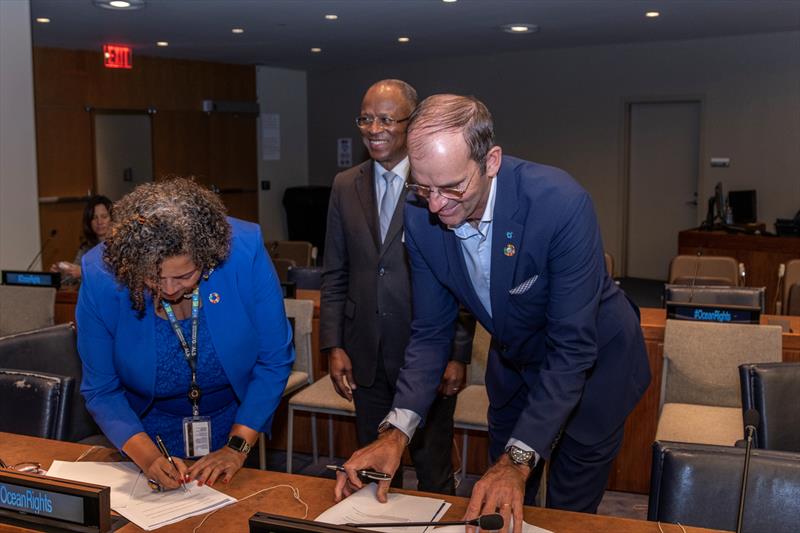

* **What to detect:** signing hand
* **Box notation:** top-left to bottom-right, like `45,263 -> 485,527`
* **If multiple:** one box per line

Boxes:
464,454 -> 530,533
334,428 -> 407,503
144,455 -> 188,491
437,360 -> 466,397
329,347 -> 356,401
186,447 -> 246,487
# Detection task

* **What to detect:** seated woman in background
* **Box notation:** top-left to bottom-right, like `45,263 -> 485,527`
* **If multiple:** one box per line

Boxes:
77,178 -> 294,490
51,195 -> 112,284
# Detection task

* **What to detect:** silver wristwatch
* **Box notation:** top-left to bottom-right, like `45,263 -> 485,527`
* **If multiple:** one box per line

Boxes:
505,445 -> 536,467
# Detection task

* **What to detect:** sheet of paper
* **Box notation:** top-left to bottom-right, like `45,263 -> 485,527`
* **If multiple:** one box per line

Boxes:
316,483 -> 451,533
47,460 -> 236,530
434,519 -> 553,533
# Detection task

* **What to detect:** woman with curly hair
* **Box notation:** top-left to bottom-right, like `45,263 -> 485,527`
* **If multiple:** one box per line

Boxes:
77,178 -> 293,490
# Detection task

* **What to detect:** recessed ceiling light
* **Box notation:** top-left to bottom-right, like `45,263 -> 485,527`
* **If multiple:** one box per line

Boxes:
36,17 -> 51,23
646,11 -> 660,18
501,23 -> 539,34
156,41 -> 168,47
443,0 -> 457,3
397,36 -> 410,43
310,47 -> 322,53
232,28 -> 244,34
93,0 -> 145,10
324,14 -> 338,20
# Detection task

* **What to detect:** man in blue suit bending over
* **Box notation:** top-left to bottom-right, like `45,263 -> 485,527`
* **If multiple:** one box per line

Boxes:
335,94 -> 650,530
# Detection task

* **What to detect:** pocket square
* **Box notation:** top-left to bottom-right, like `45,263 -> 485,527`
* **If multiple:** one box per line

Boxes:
509,275 -> 539,295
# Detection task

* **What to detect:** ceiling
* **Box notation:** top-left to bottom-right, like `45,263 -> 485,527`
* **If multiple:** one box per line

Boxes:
30,0 -> 800,71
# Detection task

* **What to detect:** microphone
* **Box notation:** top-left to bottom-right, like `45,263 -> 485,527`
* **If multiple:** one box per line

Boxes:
346,513 -> 503,530
735,409 -> 759,533
26,229 -> 58,271
687,248 -> 703,304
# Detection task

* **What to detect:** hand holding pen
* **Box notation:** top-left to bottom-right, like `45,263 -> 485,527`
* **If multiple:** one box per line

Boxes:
147,435 -> 189,492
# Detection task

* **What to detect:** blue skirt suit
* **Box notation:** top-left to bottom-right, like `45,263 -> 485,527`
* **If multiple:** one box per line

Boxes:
76,217 -> 294,453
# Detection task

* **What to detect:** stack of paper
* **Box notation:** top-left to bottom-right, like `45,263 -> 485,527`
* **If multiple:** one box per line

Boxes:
47,460 -> 236,531
316,484 -> 450,533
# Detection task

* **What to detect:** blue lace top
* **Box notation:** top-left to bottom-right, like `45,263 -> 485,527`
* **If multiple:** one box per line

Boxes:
141,309 -> 237,458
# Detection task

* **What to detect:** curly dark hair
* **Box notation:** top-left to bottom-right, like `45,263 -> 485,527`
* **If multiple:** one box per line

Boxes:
103,178 -> 231,312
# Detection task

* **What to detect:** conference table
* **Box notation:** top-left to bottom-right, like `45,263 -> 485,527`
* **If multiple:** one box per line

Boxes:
0,433 -> 726,533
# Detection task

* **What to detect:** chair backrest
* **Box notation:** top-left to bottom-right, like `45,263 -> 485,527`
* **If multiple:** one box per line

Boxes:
604,252 -> 614,278
287,266 -> 323,290
739,362 -> 800,452
284,299 -> 314,381
781,259 -> 800,314
269,241 -> 314,267
648,440 -> 800,533
662,320 -> 782,408
272,258 -> 296,284
786,283 -> 800,316
468,322 -> 491,386
0,368 -> 70,439
0,323 -> 98,441
0,285 -> 56,336
669,254 -> 741,286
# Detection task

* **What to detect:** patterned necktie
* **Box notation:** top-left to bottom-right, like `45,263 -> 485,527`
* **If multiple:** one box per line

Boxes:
379,171 -> 399,243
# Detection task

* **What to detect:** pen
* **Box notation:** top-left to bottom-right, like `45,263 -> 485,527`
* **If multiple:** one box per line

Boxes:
155,435 -> 188,492
325,464 -> 392,481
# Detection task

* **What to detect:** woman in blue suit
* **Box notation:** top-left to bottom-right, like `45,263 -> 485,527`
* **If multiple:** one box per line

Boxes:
77,178 -> 294,490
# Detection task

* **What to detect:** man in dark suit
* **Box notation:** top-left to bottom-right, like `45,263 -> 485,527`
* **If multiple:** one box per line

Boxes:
334,94 -> 650,530
320,80 -> 471,495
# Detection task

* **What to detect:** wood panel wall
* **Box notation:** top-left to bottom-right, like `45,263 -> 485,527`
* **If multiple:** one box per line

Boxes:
33,47 -> 258,269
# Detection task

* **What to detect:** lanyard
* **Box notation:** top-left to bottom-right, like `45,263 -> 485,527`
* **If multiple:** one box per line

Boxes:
161,288 -> 201,416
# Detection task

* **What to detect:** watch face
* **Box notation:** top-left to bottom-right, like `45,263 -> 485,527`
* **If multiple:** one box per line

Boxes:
228,436 -> 248,452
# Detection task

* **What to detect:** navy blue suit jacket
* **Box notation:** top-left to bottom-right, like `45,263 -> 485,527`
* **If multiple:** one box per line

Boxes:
77,218 -> 295,449
393,156 -> 650,458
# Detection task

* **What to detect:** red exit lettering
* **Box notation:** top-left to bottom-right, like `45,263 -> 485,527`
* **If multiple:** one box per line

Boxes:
103,45 -> 132,69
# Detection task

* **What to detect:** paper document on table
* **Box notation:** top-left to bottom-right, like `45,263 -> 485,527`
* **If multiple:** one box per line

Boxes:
434,519 -> 553,533
47,460 -> 236,530
316,483 -> 450,533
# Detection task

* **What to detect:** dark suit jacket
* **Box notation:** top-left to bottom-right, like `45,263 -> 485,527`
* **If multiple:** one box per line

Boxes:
393,156 -> 651,457
321,160 -> 470,388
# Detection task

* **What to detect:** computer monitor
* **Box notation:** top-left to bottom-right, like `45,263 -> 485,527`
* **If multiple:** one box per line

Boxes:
728,190 -> 757,224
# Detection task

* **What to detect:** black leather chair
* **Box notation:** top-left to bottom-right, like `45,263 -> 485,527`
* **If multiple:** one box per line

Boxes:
648,441 -> 800,533
740,362 -> 800,452
0,368 -> 70,439
287,266 -> 323,290
0,323 -> 98,441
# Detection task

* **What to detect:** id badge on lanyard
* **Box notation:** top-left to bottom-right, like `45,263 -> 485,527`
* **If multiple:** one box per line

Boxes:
162,288 -> 211,458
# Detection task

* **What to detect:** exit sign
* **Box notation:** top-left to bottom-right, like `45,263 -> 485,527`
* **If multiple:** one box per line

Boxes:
103,44 -> 132,69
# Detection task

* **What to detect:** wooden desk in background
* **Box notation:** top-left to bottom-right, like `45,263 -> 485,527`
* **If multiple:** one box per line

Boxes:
678,229 -> 800,314
0,432 -> 726,533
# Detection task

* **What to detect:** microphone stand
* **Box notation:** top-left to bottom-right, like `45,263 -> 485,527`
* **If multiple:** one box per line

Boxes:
735,410 -> 759,533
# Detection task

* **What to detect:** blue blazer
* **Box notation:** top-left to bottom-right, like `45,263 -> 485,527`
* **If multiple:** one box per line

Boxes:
77,218 -> 294,449
394,156 -> 650,457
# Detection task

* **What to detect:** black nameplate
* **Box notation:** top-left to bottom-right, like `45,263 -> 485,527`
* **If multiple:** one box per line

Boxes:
249,512 -> 365,533
2,270 -> 61,289
0,469 -> 110,532
666,302 -> 760,324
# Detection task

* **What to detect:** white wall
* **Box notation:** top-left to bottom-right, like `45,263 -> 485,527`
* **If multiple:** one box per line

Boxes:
307,31 -> 800,267
0,0 -> 41,270
256,66 -> 309,241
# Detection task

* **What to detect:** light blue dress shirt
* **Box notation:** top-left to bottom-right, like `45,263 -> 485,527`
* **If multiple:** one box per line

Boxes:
374,157 -> 409,211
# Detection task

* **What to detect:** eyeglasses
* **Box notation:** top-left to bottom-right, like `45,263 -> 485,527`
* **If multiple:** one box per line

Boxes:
355,115 -> 410,129
405,166 -> 479,201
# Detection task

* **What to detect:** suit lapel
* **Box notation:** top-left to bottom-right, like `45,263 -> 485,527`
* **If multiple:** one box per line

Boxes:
354,162 -> 381,250
490,166 -> 524,337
